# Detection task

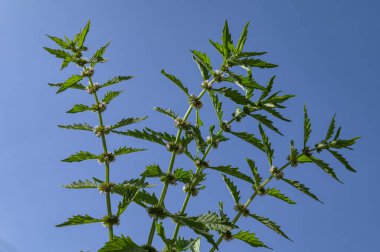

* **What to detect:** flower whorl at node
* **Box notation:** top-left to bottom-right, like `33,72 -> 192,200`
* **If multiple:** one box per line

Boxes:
166,142 -> 184,154
315,141 -> 327,153
85,83 -> 100,94
174,117 -> 190,130
206,136 -> 220,149
256,186 -> 267,196
234,203 -> 250,217
194,158 -> 209,168
201,80 -> 212,90
160,173 -> 177,185
212,70 -> 223,82
98,152 -> 115,164
302,146 -> 312,156
222,230 -> 233,241
188,95 -> 203,110
147,206 -> 166,220
102,215 -> 120,227
140,245 -> 158,252
76,57 -> 88,67
183,184 -> 199,197
221,121 -> 232,132
81,67 -> 94,77
98,182 -> 116,194
91,102 -> 107,112
93,125 -> 111,137
269,166 -> 284,180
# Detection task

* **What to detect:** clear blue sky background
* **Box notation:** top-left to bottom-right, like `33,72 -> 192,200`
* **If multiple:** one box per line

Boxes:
0,0 -> 378,251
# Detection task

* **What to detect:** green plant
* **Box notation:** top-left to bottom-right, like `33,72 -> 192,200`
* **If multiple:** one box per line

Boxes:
46,21 -> 359,251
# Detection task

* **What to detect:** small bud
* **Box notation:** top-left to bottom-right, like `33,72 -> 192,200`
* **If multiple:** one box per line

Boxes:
85,83 -> 100,94
269,166 -> 284,180
147,206 -> 166,220
206,136 -> 220,149
315,141 -> 327,153
201,80 -> 212,90
213,70 -> 223,82
81,67 -> 94,77
166,142 -> 184,154
183,184 -> 199,197
234,203 -> 250,217
174,117 -> 190,130
102,215 -> 120,227
221,121 -> 231,132
194,158 -> 209,168
188,95 -> 203,109
222,230 -> 233,241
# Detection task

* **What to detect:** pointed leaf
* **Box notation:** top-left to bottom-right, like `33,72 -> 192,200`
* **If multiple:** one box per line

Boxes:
259,124 -> 274,166
221,174 -> 241,204
90,42 -> 110,66
46,35 -> 70,49
43,47 -> 71,59
99,235 -> 145,252
246,158 -> 262,187
266,187 -> 296,204
114,146 -> 145,156
62,151 -> 98,163
154,107 -> 178,120
102,91 -> 122,104
101,76 -> 133,88
236,22 -> 249,54
161,69 -> 189,97
141,164 -> 163,178
48,82 -> 85,90
110,117 -> 147,130
282,178 -> 323,203
214,87 -> 252,105
222,20 -> 233,58
303,106 -> 312,148
249,214 -> 291,240
249,114 -> 282,135
209,91 -> 223,123
233,230 -> 270,249
56,215 -> 101,227
66,104 -> 91,113
63,179 -> 99,189
76,21 -> 90,47
58,123 -> 93,131
191,50 -> 212,80
328,150 -> 356,172
310,156 -> 342,183
112,128 -> 166,146
208,165 -> 254,184
229,131 -> 265,152
56,75 -> 83,94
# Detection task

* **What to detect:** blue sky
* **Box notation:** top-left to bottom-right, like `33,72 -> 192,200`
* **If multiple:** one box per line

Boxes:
0,0 -> 378,251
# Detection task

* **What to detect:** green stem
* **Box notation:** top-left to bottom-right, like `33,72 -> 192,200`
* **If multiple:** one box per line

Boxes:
146,87 -> 210,246
88,74 -> 114,241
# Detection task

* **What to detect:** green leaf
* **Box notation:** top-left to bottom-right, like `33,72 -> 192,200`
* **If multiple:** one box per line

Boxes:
99,235 -> 145,252
221,174 -> 241,204
282,178 -> 323,203
133,190 -> 159,207
246,158 -> 262,188
101,76 -> 134,88
229,131 -> 264,152
325,114 -> 336,141
184,237 -> 201,252
224,73 -> 265,91
303,106 -> 312,148
236,22 -> 249,55
48,82 -> 85,90
62,151 -> 98,163
117,187 -> 140,216
186,125 -> 206,153
249,214 -> 291,240
209,91 -> 223,123
75,21 -> 90,47
222,20 -> 233,58
112,128 -> 166,146
194,212 -> 237,232
263,107 -> 291,122
259,124 -> 274,166
266,187 -> 296,204
156,222 -> 168,245
46,35 -> 70,49
66,104 -> 91,113
63,179 -> 99,189
208,165 -> 254,184
56,75 -> 83,94
330,137 -> 360,149
56,214 -> 101,227
240,52 -> 267,57
328,150 -> 356,172
233,230 -> 270,249
209,39 -> 224,56
196,109 -> 203,127
260,76 -> 275,100
110,117 -> 148,130
191,50 -> 212,80
114,146 -> 145,156
249,114 -> 282,135
161,69 -> 189,97
173,168 -> 192,183
102,91 -> 123,104
154,107 -> 178,120
235,58 -> 278,68
58,123 -> 93,131
310,156 -> 342,183
43,47 -> 71,59
141,164 -> 163,178
214,87 -> 252,105
90,42 -> 110,67
297,153 -> 313,163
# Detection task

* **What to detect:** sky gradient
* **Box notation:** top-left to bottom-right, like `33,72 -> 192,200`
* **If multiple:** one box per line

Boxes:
0,0 -> 379,251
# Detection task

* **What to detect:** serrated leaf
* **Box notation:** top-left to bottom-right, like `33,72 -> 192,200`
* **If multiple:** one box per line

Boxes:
48,82 -> 85,90
249,114 -> 282,135
62,151 -> 98,163
141,164 -> 163,178
194,212 -> 237,232
186,125 -> 206,153
310,156 -> 342,183
133,190 -> 159,207
330,137 -> 360,149
233,230 -> 270,249
110,117 -> 147,130
260,76 -> 275,100
236,22 -> 249,55
191,50 -> 212,80
58,123 -> 93,131
173,168 -> 192,183
263,107 -> 291,122
259,124 -> 274,166
209,39 -> 224,56
222,20 -> 233,58
297,153 -> 313,163
46,35 -> 71,49
99,235 -> 145,252
266,187 -> 296,204
90,42 -> 110,67
154,107 -> 178,120
208,165 -> 254,184
249,214 -> 291,240
101,76 -> 133,88
222,174 -> 241,204
328,150 -> 356,172
156,222 -> 168,245
76,21 -> 90,48
43,47 -> 71,59
102,91 -> 122,104
117,187 -> 140,216
114,146 -> 145,156
161,69 -> 189,97
304,106 -> 312,148
184,237 -> 201,252
236,58 -> 278,68
224,72 -> 265,91
112,128 -> 166,146
246,158 -> 262,188
66,104 -> 91,113
229,131 -> 265,152
56,214 -> 101,227
63,179 -> 99,189
325,114 -> 336,141
56,75 -> 83,94
209,91 -> 223,123
214,87 -> 252,105
282,178 -> 323,203
240,52 -> 267,57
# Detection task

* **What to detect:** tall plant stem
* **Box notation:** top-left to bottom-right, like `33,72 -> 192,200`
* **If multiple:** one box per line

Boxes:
88,74 -> 114,241
146,86 -> 211,246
